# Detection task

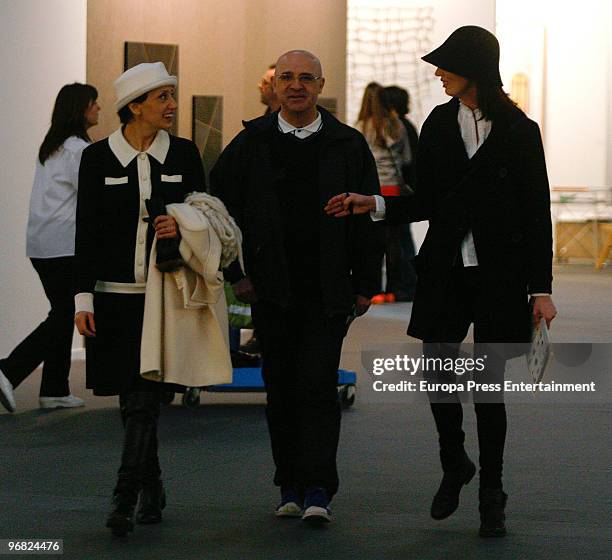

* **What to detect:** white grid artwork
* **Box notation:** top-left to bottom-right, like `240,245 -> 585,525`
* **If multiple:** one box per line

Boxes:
347,2 -> 436,126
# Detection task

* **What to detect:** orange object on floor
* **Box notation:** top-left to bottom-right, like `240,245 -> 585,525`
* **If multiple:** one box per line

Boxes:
371,294 -> 386,304
385,293 -> 396,303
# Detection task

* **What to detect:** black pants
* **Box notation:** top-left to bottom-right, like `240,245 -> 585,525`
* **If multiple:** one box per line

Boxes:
424,266 -> 507,489
252,302 -> 347,498
0,257 -> 75,397
383,224 -> 402,295
398,223 -> 417,300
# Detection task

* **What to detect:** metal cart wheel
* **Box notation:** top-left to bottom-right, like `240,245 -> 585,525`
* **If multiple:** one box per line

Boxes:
182,387 -> 201,409
160,391 -> 175,405
338,384 -> 356,408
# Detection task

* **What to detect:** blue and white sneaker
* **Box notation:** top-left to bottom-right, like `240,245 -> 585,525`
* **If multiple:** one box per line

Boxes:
302,487 -> 332,523
275,487 -> 303,518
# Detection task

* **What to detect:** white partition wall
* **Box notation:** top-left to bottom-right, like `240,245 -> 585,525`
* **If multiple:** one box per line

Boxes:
0,0 -> 87,355
498,0 -> 611,188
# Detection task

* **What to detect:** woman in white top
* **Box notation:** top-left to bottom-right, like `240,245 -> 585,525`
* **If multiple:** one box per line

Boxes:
0,83 -> 99,413
356,82 -> 412,304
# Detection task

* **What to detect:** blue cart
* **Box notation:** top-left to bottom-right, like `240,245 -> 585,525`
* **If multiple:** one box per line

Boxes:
165,368 -> 357,409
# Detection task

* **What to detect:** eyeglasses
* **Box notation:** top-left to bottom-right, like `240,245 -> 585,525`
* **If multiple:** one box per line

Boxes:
276,73 -> 321,85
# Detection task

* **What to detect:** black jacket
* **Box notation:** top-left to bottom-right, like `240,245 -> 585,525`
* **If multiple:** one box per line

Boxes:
210,107 -> 384,314
75,130 -> 205,295
385,98 -> 553,342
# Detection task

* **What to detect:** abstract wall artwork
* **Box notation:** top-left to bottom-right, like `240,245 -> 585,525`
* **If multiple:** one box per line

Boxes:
347,2 -> 435,126
192,96 -> 223,187
124,42 -> 179,136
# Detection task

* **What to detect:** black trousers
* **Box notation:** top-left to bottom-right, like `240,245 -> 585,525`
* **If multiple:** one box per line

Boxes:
251,301 -> 347,498
383,224 -> 403,295
424,266 -> 507,489
398,223 -> 417,300
0,257 -> 75,397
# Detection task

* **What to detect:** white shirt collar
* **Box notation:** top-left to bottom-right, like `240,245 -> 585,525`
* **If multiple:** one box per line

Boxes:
277,111 -> 323,136
108,128 -> 170,168
458,101 -> 484,121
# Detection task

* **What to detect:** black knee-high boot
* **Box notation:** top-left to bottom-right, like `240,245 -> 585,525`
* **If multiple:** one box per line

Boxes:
106,391 -> 159,536
136,420 -> 166,524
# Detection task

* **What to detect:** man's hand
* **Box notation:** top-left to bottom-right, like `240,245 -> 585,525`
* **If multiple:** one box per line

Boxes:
355,295 -> 371,316
324,192 -> 377,218
75,311 -> 96,337
531,295 -> 557,329
233,276 -> 258,304
154,215 -> 178,239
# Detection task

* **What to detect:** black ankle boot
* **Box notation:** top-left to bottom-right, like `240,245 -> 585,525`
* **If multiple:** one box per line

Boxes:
431,452 -> 476,520
479,488 -> 508,537
106,487 -> 138,536
136,480 -> 166,524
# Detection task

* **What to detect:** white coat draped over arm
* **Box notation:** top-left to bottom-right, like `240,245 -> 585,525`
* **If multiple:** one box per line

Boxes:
140,194 -> 242,387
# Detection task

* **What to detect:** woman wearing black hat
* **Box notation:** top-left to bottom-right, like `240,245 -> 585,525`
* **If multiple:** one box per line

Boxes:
326,26 -> 557,537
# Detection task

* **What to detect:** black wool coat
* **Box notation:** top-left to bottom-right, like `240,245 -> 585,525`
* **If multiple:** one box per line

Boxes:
385,98 -> 553,342
210,107 -> 384,315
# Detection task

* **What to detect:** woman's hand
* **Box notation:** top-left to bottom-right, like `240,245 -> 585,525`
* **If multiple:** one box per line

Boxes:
75,311 -> 96,337
324,192 -> 377,217
531,295 -> 557,329
154,215 -> 178,239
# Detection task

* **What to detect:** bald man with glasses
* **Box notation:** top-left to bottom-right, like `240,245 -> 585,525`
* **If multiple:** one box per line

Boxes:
211,50 -> 383,524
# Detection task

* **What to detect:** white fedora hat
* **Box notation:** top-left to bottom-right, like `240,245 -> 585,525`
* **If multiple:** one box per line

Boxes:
114,62 -> 177,110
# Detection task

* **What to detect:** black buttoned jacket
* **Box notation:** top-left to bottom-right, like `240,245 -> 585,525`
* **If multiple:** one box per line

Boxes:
385,98 -> 553,342
210,107 -> 384,315
75,133 -> 205,295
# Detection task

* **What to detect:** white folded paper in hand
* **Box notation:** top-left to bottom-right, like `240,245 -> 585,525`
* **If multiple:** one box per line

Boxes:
527,318 -> 551,385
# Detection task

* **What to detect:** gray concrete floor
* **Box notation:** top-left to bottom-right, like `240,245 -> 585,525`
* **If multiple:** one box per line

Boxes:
1,264 -> 611,559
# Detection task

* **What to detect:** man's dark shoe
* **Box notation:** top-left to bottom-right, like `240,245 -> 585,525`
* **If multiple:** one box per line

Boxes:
302,487 -> 332,524
106,492 -> 137,537
430,455 -> 476,520
136,480 -> 166,524
479,488 -> 508,537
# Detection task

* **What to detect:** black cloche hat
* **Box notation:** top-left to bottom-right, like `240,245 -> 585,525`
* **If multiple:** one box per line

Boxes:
421,25 -> 503,86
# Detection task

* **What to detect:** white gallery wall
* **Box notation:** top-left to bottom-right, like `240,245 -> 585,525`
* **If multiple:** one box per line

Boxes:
0,0 -> 87,355
497,0 -> 611,188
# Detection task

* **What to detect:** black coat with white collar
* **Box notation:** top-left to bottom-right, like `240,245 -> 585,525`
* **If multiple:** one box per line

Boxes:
75,130 -> 205,295
384,98 -> 553,342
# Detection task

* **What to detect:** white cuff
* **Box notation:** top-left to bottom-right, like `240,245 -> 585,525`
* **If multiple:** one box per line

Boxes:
75,292 -> 94,314
530,293 -> 551,297
370,195 -> 386,221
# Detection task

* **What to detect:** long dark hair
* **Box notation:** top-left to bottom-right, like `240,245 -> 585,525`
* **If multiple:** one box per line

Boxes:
38,83 -> 98,164
476,82 -> 519,121
382,85 -> 409,116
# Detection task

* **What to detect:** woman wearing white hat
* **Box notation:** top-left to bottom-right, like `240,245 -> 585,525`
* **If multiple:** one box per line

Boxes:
74,62 -> 206,536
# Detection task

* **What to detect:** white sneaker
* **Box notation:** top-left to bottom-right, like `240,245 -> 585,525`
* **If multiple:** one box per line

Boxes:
0,368 -> 16,413
39,394 -> 85,409
302,505 -> 332,523
275,501 -> 303,518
